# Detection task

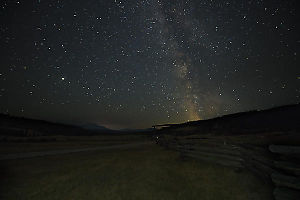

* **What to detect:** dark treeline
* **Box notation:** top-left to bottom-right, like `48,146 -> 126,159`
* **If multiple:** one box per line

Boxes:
157,103 -> 300,135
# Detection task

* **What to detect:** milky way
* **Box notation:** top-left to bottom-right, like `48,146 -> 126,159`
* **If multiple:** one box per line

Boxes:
0,0 -> 299,129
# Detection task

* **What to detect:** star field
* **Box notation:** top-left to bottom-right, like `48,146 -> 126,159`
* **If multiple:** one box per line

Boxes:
0,0 -> 299,129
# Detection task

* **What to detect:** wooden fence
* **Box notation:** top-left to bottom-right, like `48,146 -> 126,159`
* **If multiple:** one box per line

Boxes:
157,132 -> 300,200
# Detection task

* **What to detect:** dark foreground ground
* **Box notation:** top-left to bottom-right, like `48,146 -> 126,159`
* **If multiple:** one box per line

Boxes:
0,138 -> 272,200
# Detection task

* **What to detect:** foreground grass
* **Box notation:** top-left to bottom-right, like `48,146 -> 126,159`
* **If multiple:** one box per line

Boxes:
0,144 -> 272,200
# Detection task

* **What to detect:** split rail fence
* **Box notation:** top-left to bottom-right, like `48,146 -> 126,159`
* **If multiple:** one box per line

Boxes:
157,132 -> 300,200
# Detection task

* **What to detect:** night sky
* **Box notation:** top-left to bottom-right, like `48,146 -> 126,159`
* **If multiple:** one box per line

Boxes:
0,0 -> 299,129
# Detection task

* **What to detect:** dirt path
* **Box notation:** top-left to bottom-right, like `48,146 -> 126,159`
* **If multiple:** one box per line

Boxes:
0,141 -> 153,161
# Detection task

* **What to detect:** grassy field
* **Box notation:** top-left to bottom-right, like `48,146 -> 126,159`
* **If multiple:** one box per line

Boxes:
0,135 -> 149,154
0,143 -> 273,200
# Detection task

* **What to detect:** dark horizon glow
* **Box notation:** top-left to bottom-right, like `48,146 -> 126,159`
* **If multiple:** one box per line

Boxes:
0,0 -> 299,129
